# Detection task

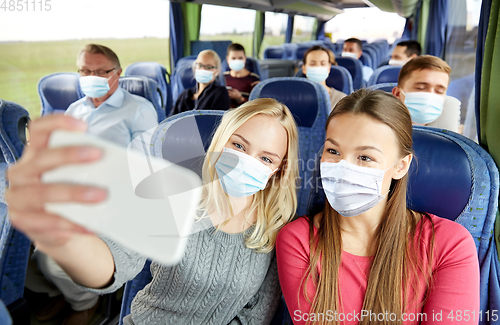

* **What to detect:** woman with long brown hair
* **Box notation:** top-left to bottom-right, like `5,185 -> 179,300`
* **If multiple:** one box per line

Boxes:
276,89 -> 479,324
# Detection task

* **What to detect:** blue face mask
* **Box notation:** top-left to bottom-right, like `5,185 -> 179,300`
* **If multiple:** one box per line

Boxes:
228,60 -> 245,72
215,148 -> 275,198
306,66 -> 329,83
195,69 -> 215,84
402,90 -> 445,124
79,76 -> 110,98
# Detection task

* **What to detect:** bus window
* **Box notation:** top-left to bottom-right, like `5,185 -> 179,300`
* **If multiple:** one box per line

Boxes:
445,0 -> 481,80
324,8 -> 405,43
199,5 -> 256,56
0,0 -> 170,118
292,15 -> 315,43
260,12 -> 288,58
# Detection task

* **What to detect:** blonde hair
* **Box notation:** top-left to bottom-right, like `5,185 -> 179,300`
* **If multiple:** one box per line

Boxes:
77,44 -> 121,69
193,50 -> 222,79
199,98 -> 299,253
398,55 -> 451,87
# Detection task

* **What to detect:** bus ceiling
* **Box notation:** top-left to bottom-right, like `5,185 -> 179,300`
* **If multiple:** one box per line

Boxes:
169,0 -> 420,20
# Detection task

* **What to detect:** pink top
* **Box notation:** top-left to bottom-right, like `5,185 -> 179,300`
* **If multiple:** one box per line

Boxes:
276,214 -> 480,324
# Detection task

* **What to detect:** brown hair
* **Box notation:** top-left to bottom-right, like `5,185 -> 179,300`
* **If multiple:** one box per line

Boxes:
303,89 -> 435,325
398,55 -> 451,87
78,44 -> 121,69
303,45 -> 337,65
227,43 -> 246,56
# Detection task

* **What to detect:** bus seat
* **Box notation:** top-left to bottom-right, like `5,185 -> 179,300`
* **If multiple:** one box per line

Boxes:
294,65 -> 354,95
368,82 -> 398,93
38,73 -> 84,116
119,76 -> 166,123
367,65 -> 402,86
359,52 -> 373,70
171,62 -> 226,107
282,43 -> 299,60
0,99 -> 30,324
221,57 -> 263,78
363,46 -> 379,68
0,299 -> 12,325
249,77 -> 330,216
264,46 -> 286,59
447,73 -> 474,124
118,110 -> 225,325
124,62 -> 172,113
305,126 -> 499,318
175,55 -> 197,69
257,59 -> 296,79
191,40 -> 232,63
293,45 -> 310,60
336,57 -> 365,90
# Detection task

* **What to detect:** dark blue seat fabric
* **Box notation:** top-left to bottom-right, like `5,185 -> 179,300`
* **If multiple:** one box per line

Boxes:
336,57 -> 365,90
221,57 -> 263,78
0,100 -> 30,309
305,126 -> 500,323
294,65 -> 353,94
38,73 -> 84,116
293,45 -> 310,60
125,62 -> 172,114
359,52 -> 373,70
282,43 -> 299,60
191,40 -> 232,63
119,110 -> 225,325
175,55 -> 197,69
264,46 -> 286,59
364,46 -> 379,67
368,82 -> 398,93
367,65 -> 402,86
119,76 -> 166,122
171,62 -> 226,106
250,77 -> 330,216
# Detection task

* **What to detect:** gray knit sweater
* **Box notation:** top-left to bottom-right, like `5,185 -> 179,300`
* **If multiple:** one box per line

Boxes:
82,217 -> 281,325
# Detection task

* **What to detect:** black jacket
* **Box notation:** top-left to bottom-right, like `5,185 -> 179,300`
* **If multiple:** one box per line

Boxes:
170,82 -> 231,116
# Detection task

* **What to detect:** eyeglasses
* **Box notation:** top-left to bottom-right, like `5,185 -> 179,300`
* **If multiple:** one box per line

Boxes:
195,63 -> 217,70
78,68 -> 115,77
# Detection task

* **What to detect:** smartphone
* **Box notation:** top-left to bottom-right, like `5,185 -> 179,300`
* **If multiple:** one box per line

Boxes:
226,86 -> 232,90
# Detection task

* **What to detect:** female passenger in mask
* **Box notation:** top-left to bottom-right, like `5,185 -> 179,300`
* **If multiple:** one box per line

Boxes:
302,46 -> 346,112
276,89 -> 479,325
171,49 -> 230,115
7,98 -> 299,324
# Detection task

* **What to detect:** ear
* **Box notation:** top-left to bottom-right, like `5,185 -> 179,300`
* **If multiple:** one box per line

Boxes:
409,54 -> 418,59
302,64 -> 307,75
392,154 -> 412,180
392,86 -> 402,100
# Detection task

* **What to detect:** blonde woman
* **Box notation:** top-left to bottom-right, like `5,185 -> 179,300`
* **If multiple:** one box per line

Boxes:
276,90 -> 479,324
171,50 -> 231,115
7,98 -> 299,325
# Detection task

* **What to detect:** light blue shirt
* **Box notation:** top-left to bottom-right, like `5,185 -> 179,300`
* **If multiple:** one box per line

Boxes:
362,65 -> 374,83
65,87 -> 158,148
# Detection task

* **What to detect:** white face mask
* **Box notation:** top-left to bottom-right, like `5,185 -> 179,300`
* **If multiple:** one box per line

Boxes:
389,59 -> 407,66
320,160 -> 395,217
341,52 -> 358,59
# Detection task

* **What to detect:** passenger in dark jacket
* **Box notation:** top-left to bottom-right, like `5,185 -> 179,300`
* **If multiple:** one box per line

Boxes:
171,50 -> 230,116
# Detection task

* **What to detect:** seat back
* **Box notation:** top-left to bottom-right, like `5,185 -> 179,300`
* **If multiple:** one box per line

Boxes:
118,110 -> 225,325
250,77 -> 330,215
171,63 -> 226,106
264,46 -> 286,59
282,43 -> 299,60
359,52 -> 373,69
368,82 -> 398,93
364,46 -> 379,67
336,57 -> 365,90
0,100 -> 30,308
38,73 -> 84,116
221,57 -> 263,78
305,126 -> 500,318
124,62 -> 172,113
293,45 -> 310,60
119,76 -> 166,122
294,65 -> 353,95
367,65 -> 402,86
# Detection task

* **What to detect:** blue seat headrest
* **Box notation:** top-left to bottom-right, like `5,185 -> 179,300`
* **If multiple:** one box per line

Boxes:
368,66 -> 402,86
251,79 -> 319,128
38,73 -> 83,114
407,128 -> 471,220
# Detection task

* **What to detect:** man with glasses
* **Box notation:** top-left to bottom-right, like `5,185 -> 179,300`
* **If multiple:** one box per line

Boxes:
66,43 -> 158,147
29,44 -> 158,324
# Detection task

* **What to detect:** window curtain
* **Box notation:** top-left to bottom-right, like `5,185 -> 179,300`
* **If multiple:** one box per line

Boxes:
253,11 -> 265,59
285,15 -> 294,43
425,0 -> 449,57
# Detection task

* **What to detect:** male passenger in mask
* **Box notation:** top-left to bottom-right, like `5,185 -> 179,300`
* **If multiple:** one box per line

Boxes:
392,55 -> 461,132
26,44 -> 158,324
389,40 -> 421,66
341,37 -> 374,83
